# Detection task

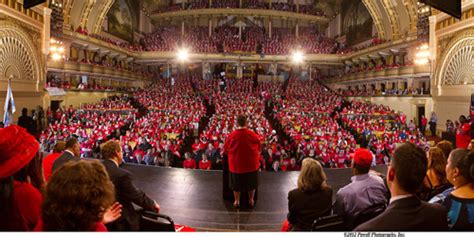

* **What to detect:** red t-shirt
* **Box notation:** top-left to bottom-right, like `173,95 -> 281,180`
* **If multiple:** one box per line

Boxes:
1,181 -> 43,231
199,160 -> 211,170
183,159 -> 197,169
42,152 -> 62,182
224,128 -> 261,174
34,219 -> 107,231
456,123 -> 471,149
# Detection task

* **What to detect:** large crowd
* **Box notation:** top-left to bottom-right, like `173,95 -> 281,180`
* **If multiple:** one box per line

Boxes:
3,74 -> 474,232
152,0 -> 325,17
139,26 -> 343,54
35,74 -> 435,173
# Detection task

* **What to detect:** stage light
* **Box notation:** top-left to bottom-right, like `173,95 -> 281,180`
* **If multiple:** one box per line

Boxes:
58,46 -> 65,53
177,48 -> 189,62
291,50 -> 304,64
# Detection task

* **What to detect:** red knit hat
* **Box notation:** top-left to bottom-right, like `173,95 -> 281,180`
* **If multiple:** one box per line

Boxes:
352,148 -> 373,167
0,125 -> 40,179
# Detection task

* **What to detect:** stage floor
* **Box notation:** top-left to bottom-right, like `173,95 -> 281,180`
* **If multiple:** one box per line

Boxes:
125,164 -> 388,232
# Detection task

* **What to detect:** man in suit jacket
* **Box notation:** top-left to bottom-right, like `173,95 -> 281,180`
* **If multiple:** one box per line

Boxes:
17,108 -> 35,136
355,142 -> 448,231
52,137 -> 81,172
101,140 -> 160,231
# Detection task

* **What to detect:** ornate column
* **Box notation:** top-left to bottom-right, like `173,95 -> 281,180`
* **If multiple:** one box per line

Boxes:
269,18 -> 272,38
181,21 -> 185,36
42,7 -> 52,56
209,17 -> 212,37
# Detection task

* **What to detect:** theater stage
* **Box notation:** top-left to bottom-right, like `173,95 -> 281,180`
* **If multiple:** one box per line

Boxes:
126,164 -> 388,232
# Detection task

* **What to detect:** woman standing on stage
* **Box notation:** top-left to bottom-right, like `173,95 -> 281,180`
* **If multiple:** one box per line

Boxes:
224,115 -> 262,208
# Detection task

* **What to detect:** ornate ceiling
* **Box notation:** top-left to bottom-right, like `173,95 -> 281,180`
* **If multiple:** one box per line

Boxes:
62,0 -> 418,41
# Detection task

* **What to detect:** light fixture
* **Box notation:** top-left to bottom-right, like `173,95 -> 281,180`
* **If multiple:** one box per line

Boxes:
177,48 -> 189,62
51,53 -> 62,61
49,38 -> 65,61
415,43 -> 430,65
291,50 -> 304,64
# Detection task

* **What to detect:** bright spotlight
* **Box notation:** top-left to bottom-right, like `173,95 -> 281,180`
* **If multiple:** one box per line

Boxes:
51,53 -> 62,61
177,48 -> 189,62
291,51 -> 304,64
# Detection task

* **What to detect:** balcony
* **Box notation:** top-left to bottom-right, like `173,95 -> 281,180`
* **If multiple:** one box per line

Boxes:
47,60 -> 151,82
151,8 -> 328,24
328,65 -> 431,84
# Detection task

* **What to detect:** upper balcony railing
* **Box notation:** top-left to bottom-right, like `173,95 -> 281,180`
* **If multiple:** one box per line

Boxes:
152,1 -> 326,18
327,64 -> 430,84
0,0 -> 44,27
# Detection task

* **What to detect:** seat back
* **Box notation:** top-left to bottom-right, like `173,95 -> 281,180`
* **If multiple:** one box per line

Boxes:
351,203 -> 386,230
311,214 -> 345,231
139,211 -> 176,232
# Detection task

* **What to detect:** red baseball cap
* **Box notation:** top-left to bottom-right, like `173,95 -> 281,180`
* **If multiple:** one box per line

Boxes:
0,125 -> 40,179
351,148 -> 373,167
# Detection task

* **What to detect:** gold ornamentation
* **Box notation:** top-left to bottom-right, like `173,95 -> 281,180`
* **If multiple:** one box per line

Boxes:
0,20 -> 42,83
435,28 -> 474,86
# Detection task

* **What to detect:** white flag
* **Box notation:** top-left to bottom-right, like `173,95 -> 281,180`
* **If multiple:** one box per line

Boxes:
3,79 -> 16,126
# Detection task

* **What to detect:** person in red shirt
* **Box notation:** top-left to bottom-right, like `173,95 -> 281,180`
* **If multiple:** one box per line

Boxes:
456,115 -> 471,149
0,125 -> 43,231
224,115 -> 261,208
37,160 -> 121,231
199,154 -> 212,170
183,152 -> 197,169
42,141 -> 66,182
421,115 -> 428,135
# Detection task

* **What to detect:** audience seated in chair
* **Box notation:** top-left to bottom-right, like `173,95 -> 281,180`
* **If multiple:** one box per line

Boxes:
0,125 -> 43,231
355,142 -> 448,231
418,147 -> 451,201
100,141 -> 161,231
287,158 -> 332,231
333,148 -> 388,228
430,149 -> 474,230
35,160 -> 122,231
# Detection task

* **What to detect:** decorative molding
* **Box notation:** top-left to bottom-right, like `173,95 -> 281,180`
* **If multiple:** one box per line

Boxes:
63,0 -> 74,26
362,0 -> 386,39
403,0 -> 418,32
382,0 -> 400,39
151,8 -> 329,24
79,0 -> 96,28
436,8 -> 474,32
0,20 -> 43,85
435,28 -> 474,86
93,0 -> 114,34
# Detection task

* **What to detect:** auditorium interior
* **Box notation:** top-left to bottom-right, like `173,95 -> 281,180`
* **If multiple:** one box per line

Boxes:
0,0 -> 473,233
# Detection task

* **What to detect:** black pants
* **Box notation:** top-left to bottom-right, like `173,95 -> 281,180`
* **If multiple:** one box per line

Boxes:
430,123 -> 437,136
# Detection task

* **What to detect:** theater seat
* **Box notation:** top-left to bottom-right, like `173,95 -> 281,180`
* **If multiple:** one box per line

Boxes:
350,203 -> 386,230
139,210 -> 175,231
311,214 -> 345,231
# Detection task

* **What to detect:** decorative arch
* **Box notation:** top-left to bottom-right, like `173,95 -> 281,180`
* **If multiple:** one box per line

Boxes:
362,0 -> 386,39
403,0 -> 418,32
382,0 -> 400,39
79,0 -> 97,28
0,20 -> 42,83
436,28 -> 474,86
93,0 -> 114,34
